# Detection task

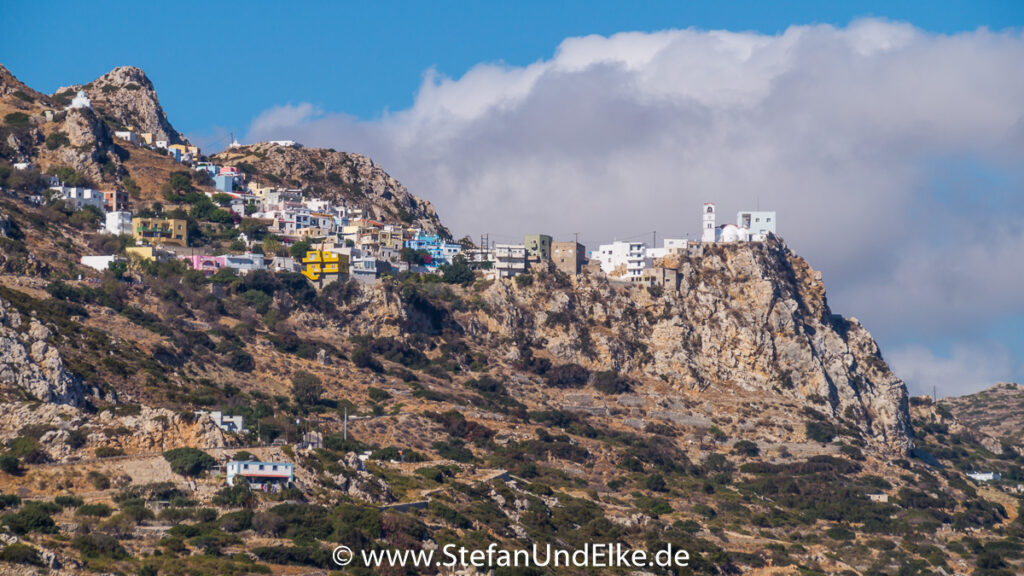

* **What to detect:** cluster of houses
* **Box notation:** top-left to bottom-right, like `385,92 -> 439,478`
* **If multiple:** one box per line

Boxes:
56,117 -> 780,287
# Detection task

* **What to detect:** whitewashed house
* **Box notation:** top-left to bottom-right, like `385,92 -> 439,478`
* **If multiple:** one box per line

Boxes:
80,255 -> 122,272
55,187 -> 106,211
491,244 -> 526,279
105,211 -> 132,235
114,130 -> 140,145
196,410 -> 244,433
225,460 -> 294,490
596,241 -> 649,280
737,211 -> 776,241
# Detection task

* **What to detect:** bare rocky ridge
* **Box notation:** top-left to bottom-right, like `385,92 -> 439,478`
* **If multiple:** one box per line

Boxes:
498,239 -> 913,452
0,65 -> 43,100
212,142 -> 446,234
55,66 -> 188,146
0,298 -> 85,407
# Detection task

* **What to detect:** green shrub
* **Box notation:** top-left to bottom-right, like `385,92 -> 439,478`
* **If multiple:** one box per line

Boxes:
163,447 -> 215,477
4,112 -> 30,125
645,474 -> 668,492
94,446 -> 124,458
1,503 -> 57,535
806,421 -> 838,443
45,132 -> 70,150
0,494 -> 21,509
732,440 -> 760,457
291,370 -> 323,406
87,471 -> 110,490
592,370 -> 633,394
544,363 -> 590,389
0,543 -> 43,566
0,454 -> 22,475
72,533 -> 128,559
76,503 -> 113,517
54,494 -> 84,508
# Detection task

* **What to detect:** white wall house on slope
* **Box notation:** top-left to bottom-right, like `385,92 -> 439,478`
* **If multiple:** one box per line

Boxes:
597,241 -> 649,280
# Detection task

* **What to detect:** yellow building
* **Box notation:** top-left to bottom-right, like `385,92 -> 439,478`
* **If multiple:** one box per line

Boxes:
140,133 -> 154,145
300,250 -> 349,283
125,246 -> 174,262
378,229 -> 404,252
132,218 -> 189,247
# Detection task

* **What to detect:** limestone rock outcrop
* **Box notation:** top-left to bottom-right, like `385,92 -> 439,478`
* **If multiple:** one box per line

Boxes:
56,66 -> 187,145
469,238 -> 913,452
0,298 -> 86,406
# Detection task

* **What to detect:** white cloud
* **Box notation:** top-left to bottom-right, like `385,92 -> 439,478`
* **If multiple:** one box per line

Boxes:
888,343 -> 1020,397
244,20 -> 1024,395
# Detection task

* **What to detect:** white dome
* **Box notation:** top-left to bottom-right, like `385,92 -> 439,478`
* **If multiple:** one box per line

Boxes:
720,224 -> 740,242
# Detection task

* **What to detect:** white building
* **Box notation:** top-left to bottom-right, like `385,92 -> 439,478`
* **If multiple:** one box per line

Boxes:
67,90 -> 91,110
492,244 -> 526,278
13,162 -> 32,171
114,130 -> 140,145
596,241 -> 650,280
81,255 -> 121,272
700,203 -> 777,243
967,472 -> 1001,483
225,460 -> 294,490
269,256 -> 300,273
105,211 -> 132,235
154,140 -> 168,149
267,140 -> 298,147
55,187 -> 106,211
663,238 -> 688,254
223,253 -> 266,274
737,211 -> 776,241
196,410 -> 244,433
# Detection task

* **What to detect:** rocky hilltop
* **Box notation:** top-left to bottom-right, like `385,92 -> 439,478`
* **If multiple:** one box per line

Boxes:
940,382 -> 1024,447
212,142 -> 447,234
55,66 -> 188,145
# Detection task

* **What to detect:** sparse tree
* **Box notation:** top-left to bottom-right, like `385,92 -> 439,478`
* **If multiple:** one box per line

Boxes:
291,370 -> 323,406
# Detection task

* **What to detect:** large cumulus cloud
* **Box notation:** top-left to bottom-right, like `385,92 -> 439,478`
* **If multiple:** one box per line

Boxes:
246,19 -> 1024,396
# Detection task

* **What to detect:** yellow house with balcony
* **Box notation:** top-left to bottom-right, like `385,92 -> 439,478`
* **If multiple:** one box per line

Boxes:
132,217 -> 189,247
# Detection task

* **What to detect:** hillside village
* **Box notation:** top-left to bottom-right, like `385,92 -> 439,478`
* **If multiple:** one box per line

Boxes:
57,117 -> 781,288
2,64 -> 1024,576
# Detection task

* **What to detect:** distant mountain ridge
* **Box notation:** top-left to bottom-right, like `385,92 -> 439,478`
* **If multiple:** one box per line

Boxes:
940,382 -> 1024,447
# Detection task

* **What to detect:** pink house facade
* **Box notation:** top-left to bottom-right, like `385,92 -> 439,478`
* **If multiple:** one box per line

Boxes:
179,254 -> 226,275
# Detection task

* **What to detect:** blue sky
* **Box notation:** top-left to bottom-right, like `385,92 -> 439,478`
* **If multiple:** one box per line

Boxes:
1,1 -> 1021,149
2,1 -> 1024,397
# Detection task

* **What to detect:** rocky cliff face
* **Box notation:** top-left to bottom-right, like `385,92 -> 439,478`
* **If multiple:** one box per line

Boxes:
55,66 -> 187,145
212,143 -> 446,234
42,106 -> 115,183
459,239 -> 912,452
0,297 -> 85,406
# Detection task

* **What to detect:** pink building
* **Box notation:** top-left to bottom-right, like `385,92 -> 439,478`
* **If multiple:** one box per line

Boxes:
179,254 -> 226,275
